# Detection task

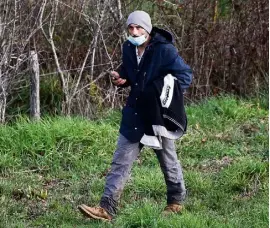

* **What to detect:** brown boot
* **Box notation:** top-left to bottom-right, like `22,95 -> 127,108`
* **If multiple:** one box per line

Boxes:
78,204 -> 112,221
162,203 -> 184,215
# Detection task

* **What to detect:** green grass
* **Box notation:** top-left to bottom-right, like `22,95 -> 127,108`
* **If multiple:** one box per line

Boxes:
0,95 -> 268,227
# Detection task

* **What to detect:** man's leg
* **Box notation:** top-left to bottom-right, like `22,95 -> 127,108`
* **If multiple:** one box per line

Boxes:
100,134 -> 141,216
154,137 -> 186,208
79,134 -> 141,220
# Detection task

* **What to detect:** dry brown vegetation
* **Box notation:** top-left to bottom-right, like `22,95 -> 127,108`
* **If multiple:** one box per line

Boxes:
0,0 -> 268,121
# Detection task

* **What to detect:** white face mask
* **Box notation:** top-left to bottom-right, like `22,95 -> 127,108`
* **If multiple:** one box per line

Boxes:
127,35 -> 147,46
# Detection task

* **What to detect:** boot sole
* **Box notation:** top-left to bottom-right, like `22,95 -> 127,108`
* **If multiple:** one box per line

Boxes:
78,204 -> 112,222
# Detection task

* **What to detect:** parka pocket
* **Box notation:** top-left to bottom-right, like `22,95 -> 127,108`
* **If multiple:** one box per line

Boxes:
121,106 -> 137,128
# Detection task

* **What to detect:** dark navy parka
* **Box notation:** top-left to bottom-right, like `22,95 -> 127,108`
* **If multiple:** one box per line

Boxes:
118,27 -> 192,143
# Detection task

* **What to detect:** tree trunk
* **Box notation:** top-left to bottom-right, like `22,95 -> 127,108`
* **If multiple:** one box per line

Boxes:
0,68 -> 7,123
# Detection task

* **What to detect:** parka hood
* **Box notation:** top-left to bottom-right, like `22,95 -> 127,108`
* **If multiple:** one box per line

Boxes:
150,27 -> 175,45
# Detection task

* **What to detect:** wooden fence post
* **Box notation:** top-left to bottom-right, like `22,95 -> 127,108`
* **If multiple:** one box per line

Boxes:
30,50 -> 40,120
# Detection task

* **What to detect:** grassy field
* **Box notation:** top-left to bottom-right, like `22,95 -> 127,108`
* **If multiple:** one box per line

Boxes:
0,96 -> 268,228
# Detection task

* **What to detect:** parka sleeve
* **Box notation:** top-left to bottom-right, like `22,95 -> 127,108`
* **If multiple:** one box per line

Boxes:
117,47 -> 130,88
117,63 -> 130,88
161,44 -> 193,90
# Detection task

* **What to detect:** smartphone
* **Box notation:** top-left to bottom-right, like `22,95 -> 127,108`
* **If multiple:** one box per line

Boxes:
107,71 -> 117,80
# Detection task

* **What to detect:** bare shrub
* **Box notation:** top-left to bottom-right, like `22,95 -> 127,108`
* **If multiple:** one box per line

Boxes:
2,0 -> 268,122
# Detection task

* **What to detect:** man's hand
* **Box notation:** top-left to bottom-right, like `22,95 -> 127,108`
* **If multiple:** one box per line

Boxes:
110,71 -> 127,86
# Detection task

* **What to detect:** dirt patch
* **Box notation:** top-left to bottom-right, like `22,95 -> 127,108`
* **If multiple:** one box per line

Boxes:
198,156 -> 234,173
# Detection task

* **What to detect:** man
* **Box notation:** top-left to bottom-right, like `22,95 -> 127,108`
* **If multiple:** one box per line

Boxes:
78,10 -> 192,221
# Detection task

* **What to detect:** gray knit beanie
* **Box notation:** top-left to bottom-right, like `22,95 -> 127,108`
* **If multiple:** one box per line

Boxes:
126,11 -> 152,34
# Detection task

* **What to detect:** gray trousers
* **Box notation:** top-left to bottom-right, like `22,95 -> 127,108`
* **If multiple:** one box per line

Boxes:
100,134 -> 186,216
